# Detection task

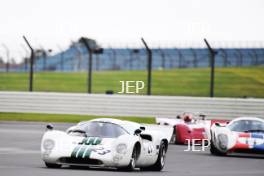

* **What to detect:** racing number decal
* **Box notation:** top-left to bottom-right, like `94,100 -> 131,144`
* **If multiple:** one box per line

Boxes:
71,146 -> 110,158
246,138 -> 257,147
95,148 -> 111,155
79,137 -> 102,145
71,146 -> 94,158
147,145 -> 155,154
143,142 -> 155,155
71,137 -> 110,159
71,146 -> 80,158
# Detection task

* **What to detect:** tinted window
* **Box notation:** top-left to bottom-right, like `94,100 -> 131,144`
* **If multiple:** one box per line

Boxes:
79,122 -> 127,138
228,120 -> 264,132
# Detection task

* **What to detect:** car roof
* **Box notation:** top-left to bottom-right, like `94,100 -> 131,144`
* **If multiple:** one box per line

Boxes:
231,117 -> 264,123
78,118 -> 140,134
90,118 -> 138,125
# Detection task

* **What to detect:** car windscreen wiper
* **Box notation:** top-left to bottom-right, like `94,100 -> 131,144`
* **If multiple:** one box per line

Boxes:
68,129 -> 87,137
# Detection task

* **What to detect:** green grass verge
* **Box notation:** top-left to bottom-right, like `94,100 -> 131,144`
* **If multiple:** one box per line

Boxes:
0,112 -> 155,124
0,66 -> 264,97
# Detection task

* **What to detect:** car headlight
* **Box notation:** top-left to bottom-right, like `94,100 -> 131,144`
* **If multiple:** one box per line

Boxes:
43,139 -> 55,150
218,134 -> 228,150
116,144 -> 127,154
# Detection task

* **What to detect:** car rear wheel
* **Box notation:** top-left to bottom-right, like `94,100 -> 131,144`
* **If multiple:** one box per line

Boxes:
45,162 -> 61,168
174,126 -> 183,144
141,141 -> 167,171
170,125 -> 176,144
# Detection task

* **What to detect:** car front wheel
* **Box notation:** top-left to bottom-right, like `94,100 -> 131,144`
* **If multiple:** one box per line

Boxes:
210,140 -> 226,156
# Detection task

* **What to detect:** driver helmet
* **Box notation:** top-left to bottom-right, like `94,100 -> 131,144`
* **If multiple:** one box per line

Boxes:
183,114 -> 193,123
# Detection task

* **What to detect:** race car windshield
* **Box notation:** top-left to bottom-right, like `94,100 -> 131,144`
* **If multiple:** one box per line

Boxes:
78,121 -> 128,138
228,120 -> 264,132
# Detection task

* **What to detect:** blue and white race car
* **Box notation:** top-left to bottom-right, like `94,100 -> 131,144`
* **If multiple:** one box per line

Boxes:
210,117 -> 264,156
41,118 -> 169,171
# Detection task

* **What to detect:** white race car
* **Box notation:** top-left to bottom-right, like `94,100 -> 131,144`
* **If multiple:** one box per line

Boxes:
41,118 -> 169,171
210,117 -> 264,156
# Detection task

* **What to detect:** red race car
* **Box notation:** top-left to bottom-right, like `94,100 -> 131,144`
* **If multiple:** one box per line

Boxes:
156,112 -> 229,144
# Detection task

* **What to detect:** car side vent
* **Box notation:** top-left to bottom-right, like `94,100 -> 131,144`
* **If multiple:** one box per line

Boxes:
140,134 -> 152,141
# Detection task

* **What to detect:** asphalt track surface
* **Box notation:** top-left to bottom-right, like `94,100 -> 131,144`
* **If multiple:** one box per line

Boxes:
1,121 -> 264,176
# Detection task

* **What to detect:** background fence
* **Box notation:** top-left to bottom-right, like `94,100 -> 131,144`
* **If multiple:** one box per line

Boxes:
0,91 -> 263,119
1,39 -> 264,98
1,40 -> 264,72
1,47 -> 264,72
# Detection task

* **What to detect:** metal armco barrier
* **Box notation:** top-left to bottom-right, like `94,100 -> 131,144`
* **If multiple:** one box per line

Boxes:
0,91 -> 264,119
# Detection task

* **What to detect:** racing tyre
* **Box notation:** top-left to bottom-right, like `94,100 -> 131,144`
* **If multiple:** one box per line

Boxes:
210,140 -> 226,156
141,141 -> 166,171
118,146 -> 137,171
45,162 -> 61,168
170,125 -> 176,144
174,126 -> 180,144
174,126 -> 184,145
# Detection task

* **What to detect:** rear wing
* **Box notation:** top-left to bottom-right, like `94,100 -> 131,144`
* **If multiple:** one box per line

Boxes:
210,119 -> 230,127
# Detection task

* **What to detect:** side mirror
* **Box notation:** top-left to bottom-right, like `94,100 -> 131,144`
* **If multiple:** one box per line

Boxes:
46,124 -> 54,130
134,129 -> 142,135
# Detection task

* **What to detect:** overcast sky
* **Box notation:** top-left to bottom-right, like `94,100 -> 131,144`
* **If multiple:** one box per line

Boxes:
0,0 -> 264,62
